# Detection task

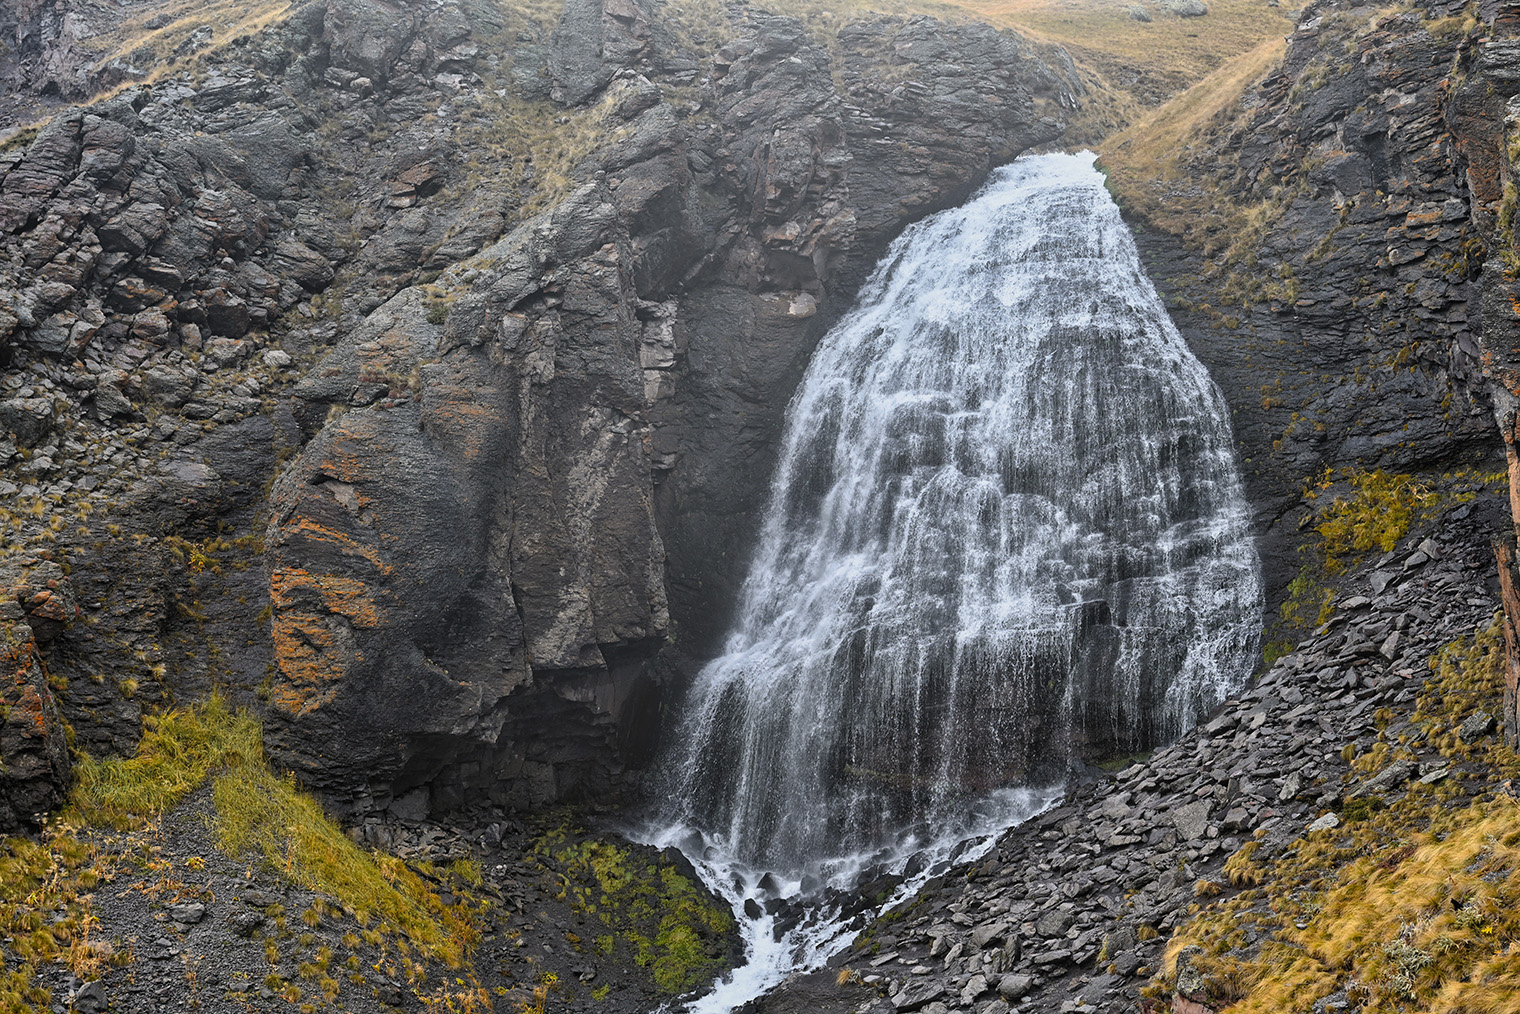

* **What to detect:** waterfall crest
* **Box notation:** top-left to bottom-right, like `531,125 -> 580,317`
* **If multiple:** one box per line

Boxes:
662,151 -> 1262,878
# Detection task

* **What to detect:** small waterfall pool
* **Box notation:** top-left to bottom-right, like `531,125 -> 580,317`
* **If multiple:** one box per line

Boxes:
635,151 -> 1263,1011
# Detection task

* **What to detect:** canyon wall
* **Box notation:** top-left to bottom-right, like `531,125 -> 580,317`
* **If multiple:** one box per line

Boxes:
0,0 -> 1080,825
1111,0 -> 1520,737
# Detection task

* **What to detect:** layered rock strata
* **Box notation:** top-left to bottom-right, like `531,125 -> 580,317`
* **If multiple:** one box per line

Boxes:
1110,0 -> 1515,601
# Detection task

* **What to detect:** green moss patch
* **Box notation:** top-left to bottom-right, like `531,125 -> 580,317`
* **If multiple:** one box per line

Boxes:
533,825 -> 736,995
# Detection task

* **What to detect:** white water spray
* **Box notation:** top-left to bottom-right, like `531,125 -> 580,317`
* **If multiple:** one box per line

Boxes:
643,152 -> 1262,1010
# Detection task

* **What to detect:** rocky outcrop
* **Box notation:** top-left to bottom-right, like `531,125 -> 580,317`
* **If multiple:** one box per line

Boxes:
0,565 -> 72,829
1108,0 -> 1508,604
0,622 -> 70,830
1110,0 -> 1520,766
1448,2 -> 1520,751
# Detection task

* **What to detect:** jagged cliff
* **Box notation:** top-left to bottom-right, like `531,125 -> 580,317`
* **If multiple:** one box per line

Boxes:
1103,0 -> 1520,741
0,0 -> 1081,828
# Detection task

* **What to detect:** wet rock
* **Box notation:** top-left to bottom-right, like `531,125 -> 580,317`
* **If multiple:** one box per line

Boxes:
997,973 -> 1033,999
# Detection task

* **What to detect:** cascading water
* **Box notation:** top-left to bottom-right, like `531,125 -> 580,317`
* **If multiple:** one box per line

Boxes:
641,151 -> 1263,1010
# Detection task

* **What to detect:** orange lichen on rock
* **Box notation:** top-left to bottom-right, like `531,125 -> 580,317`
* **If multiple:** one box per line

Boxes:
421,397 -> 496,462
267,681 -> 340,718
269,612 -> 350,717
269,568 -> 384,629
1,619 -> 71,826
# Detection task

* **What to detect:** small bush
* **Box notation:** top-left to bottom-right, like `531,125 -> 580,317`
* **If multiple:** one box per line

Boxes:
1306,469 -> 1433,573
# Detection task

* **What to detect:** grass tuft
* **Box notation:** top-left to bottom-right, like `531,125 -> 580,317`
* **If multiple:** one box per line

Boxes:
73,691 -> 261,829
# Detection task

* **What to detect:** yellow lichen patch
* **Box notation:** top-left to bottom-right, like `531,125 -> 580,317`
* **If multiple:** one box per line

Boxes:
1305,468 -> 1436,574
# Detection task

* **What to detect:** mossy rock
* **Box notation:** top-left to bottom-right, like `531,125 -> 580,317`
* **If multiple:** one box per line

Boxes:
532,823 -> 740,995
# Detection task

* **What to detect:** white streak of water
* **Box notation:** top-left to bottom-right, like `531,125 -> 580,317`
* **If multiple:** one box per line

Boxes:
640,151 -> 1262,1012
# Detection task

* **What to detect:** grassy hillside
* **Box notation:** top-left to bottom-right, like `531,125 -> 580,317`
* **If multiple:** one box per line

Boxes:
941,0 -> 1293,108
1097,34 -> 1287,239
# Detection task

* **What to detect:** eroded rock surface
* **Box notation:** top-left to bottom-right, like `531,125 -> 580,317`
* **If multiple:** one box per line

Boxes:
266,5 -> 1078,816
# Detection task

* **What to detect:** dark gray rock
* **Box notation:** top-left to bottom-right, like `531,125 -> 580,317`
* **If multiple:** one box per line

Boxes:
70,979 -> 106,1013
229,910 -> 266,938
997,973 -> 1033,999
167,901 -> 206,924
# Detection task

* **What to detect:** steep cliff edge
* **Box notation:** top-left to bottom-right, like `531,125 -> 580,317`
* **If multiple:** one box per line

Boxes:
740,3 -> 1520,1011
1102,0 -> 1508,610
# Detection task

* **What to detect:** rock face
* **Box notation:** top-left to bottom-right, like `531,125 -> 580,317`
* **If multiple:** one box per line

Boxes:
1113,0 -> 1510,606
266,4 -> 1079,816
0,605 -> 71,830
1111,0 -> 1520,742
0,0 -> 1080,824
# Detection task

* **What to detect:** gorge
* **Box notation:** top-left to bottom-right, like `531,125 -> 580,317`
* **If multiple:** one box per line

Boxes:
2,0 -> 1519,1012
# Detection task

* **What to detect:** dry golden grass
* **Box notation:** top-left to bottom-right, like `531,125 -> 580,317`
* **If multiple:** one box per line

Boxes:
10,0 -> 304,113
1098,33 -> 1286,234
2,694 -> 484,1007
1155,618 -> 1520,1014
946,0 -> 1291,99
96,0 -> 294,81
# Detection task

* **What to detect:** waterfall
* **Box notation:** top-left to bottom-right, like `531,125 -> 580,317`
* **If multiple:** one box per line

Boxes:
644,151 -> 1262,1007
